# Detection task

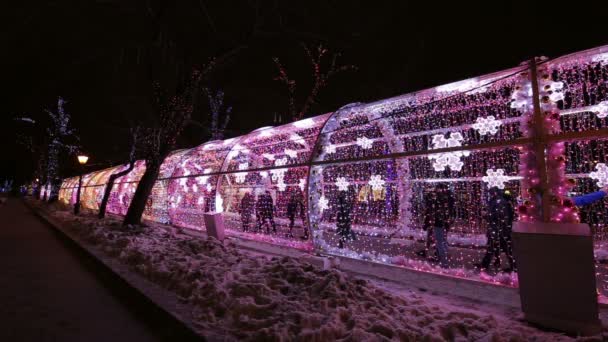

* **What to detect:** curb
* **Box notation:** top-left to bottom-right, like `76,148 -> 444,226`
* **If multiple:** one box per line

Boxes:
24,200 -> 206,341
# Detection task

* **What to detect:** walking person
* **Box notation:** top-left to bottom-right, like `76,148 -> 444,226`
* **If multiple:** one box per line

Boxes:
286,191 -> 306,239
257,190 -> 277,234
477,187 -> 516,272
336,192 -> 356,248
420,183 -> 455,268
240,192 -> 255,232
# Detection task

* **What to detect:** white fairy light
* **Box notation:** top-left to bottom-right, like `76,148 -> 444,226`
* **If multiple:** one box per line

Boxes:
234,173 -> 246,183
356,137 -> 373,149
235,163 -> 248,184
368,175 -> 386,191
192,184 -> 198,193
197,196 -> 204,205
590,163 -> 608,187
298,178 -> 306,191
324,144 -> 336,154
335,177 -> 350,191
428,132 -> 469,172
290,133 -> 306,145
260,171 -> 269,178
196,176 -> 209,185
319,195 -> 329,212
596,101 -> 608,119
292,118 -> 315,128
270,169 -> 286,182
284,149 -> 298,159
259,128 -> 274,137
277,181 -> 287,192
262,153 -> 275,161
482,168 -> 509,189
275,157 -> 288,167
206,183 -> 213,192
472,116 -> 502,135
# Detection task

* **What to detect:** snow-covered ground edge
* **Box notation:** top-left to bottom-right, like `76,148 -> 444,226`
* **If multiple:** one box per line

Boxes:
31,201 -> 603,341
27,201 -> 214,340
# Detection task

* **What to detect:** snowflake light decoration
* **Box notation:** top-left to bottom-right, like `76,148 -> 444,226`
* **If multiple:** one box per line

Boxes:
275,157 -> 288,167
196,176 -> 209,184
259,128 -> 274,137
206,183 -> 213,192
335,177 -> 350,191
270,169 -> 286,182
472,116 -> 502,135
356,137 -> 373,149
290,133 -> 305,145
298,179 -> 306,191
318,195 -> 329,212
277,180 -> 287,191
262,153 -> 275,161
292,118 -> 315,128
368,175 -> 385,191
596,101 -> 608,119
324,144 -> 336,154
197,196 -> 204,205
259,171 -> 269,178
428,132 -> 470,172
482,168 -> 509,189
284,149 -> 298,159
235,173 -> 247,183
234,163 -> 249,183
590,163 -> 608,187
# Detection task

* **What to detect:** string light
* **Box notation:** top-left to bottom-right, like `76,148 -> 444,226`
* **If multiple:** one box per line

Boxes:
58,46 -> 608,296
472,116 -> 502,135
590,163 -> 608,187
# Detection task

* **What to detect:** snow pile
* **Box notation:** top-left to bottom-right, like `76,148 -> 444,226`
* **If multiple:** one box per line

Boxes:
50,210 -> 580,341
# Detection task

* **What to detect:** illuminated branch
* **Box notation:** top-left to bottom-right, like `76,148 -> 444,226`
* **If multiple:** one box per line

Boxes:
273,43 -> 356,121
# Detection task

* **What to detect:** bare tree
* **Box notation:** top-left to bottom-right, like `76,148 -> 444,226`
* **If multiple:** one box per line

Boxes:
123,68 -> 207,226
273,43 -> 356,121
98,126 -> 140,219
205,88 -> 231,141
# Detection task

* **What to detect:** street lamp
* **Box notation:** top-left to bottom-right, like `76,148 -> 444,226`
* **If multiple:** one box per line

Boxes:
74,154 -> 89,215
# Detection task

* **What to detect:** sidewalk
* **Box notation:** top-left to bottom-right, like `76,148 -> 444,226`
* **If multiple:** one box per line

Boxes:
0,198 -> 172,341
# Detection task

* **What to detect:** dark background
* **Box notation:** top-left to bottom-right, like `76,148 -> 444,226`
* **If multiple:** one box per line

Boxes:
1,0 -> 607,184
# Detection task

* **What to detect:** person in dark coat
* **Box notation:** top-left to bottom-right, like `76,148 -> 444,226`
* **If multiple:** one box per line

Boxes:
240,192 -> 255,232
478,187 -> 516,272
336,192 -> 356,248
286,191 -> 306,239
418,184 -> 455,268
257,190 -> 277,234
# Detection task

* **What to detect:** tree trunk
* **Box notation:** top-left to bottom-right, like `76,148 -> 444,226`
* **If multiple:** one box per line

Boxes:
48,178 -> 61,203
98,161 -> 135,219
123,160 -> 162,226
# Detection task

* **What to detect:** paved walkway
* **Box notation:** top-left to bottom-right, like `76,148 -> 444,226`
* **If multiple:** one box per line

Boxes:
0,198 -> 165,341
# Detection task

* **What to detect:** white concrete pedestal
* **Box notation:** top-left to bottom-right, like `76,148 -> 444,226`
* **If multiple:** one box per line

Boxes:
203,212 -> 225,241
512,222 -> 601,335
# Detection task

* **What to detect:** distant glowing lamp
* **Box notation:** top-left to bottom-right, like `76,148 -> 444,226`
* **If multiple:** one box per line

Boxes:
77,155 -> 89,165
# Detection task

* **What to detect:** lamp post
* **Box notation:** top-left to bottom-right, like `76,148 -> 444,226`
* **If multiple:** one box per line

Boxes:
74,154 -> 89,215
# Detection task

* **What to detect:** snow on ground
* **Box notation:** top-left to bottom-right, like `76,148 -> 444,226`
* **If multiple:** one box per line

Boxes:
45,206 -> 600,341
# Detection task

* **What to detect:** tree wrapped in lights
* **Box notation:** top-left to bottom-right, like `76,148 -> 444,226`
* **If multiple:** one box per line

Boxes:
123,68 -> 207,225
204,88 -> 231,141
273,43 -> 356,121
98,126 -> 140,219
44,97 -> 79,202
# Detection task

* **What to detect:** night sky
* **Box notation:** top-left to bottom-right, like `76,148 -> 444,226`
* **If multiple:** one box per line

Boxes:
2,0 -> 607,184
